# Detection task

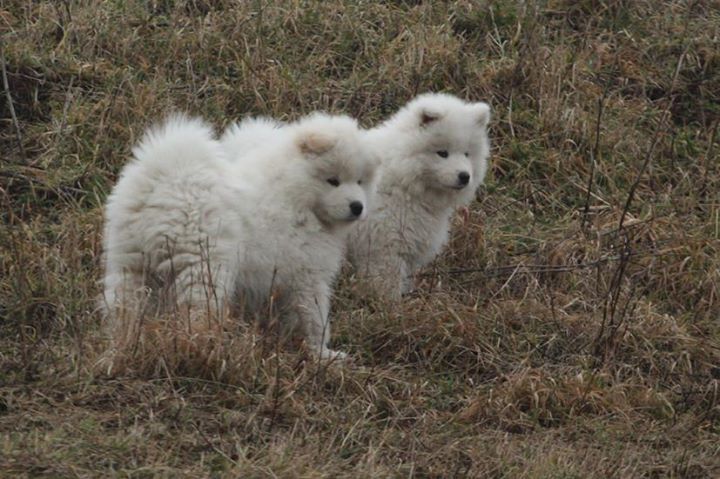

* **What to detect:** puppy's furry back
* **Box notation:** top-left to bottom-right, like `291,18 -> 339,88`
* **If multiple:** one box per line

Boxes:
221,117 -> 284,162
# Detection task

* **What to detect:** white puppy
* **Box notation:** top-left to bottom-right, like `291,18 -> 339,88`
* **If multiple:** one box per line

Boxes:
346,93 -> 491,300
103,113 -> 376,359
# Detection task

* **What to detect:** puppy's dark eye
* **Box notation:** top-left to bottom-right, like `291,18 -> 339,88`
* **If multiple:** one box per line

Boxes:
436,150 -> 449,158
327,177 -> 340,187
464,152 -> 469,157
357,179 -> 363,185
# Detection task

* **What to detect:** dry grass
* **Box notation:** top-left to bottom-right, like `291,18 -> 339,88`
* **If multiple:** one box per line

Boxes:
2,0 -> 719,476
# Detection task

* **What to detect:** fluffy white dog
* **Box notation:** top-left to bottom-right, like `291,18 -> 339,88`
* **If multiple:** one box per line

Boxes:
103,113 -> 375,359
346,93 -> 491,300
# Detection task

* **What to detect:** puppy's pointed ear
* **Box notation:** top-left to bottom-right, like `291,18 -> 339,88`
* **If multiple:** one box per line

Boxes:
471,102 -> 491,128
297,132 -> 337,156
419,108 -> 442,127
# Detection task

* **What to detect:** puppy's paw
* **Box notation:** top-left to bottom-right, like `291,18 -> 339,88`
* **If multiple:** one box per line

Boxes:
314,347 -> 348,362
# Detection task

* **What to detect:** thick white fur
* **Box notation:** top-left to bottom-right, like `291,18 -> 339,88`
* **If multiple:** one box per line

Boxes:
346,93 -> 491,300
103,113 -> 376,359
220,116 -> 284,165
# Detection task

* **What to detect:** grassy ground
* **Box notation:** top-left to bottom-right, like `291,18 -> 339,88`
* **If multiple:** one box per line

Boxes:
2,0 -> 719,476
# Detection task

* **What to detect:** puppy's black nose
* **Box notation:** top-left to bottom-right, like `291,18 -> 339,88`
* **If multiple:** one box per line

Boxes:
458,171 -> 470,186
350,201 -> 364,217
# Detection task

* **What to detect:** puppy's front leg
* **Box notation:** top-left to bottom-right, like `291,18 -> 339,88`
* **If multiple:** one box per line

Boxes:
295,283 -> 347,361
360,255 -> 406,302
400,267 -> 416,296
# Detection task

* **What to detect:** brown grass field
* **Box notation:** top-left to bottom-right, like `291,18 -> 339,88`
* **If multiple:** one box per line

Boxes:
1,0 -> 719,477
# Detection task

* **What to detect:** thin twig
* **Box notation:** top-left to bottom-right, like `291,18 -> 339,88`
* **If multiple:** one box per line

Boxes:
58,76 -> 74,138
617,44 -> 690,231
598,23 -> 693,359
582,93 -> 606,227
1,48 -> 26,160
698,119 -> 718,200
488,262 -> 523,300
425,248 -> 674,280
597,234 -> 632,352
267,267 -> 281,432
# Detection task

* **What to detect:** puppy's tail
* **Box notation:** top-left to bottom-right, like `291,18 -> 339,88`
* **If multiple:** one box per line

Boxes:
131,114 -> 223,172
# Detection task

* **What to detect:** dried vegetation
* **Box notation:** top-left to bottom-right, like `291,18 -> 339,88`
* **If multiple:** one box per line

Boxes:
1,0 -> 719,476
